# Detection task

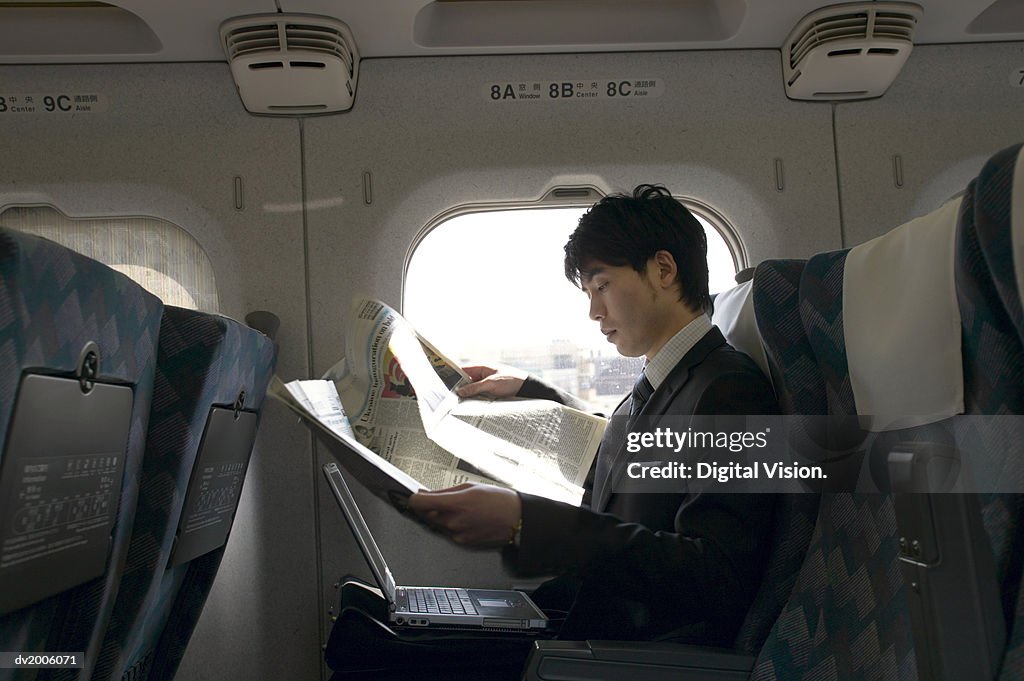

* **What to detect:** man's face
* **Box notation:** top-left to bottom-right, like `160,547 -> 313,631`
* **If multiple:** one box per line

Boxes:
580,258 -> 682,359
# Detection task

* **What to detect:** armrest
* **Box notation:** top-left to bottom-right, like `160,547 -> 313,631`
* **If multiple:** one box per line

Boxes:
524,640 -> 754,681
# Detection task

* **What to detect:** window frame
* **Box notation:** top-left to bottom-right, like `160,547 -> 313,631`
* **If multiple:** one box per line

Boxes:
402,187 -> 747,313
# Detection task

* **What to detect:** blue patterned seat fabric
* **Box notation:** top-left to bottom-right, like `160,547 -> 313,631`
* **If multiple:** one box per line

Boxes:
730,260 -> 821,655
752,142 -> 1024,680
956,170 -> 1024,582
751,260 -> 823,418
0,228 -> 163,680
974,144 -> 1024,346
750,249 -> 917,681
92,306 -> 276,681
796,251 -> 856,418
960,143 -> 1024,681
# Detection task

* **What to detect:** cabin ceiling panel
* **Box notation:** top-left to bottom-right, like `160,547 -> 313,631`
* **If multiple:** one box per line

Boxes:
834,42 -> 1024,248
284,0 -> 824,56
0,0 -> 276,64
916,0 -> 1024,42
2,0 -> 1023,64
284,0 -> 1024,55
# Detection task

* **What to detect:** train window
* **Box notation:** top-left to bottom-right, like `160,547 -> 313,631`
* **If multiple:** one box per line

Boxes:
404,201 -> 740,412
0,205 -> 218,312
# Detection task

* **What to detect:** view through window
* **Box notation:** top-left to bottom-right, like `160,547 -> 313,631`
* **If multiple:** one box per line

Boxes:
405,204 -> 739,413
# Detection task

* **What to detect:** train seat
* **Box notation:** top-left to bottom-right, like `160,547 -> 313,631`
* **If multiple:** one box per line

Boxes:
745,246 -> 917,681
958,143 -> 1024,680
733,259 -> 823,655
973,144 -> 1024,348
92,307 -> 276,681
765,193 -> 969,680
860,142 -> 1024,680
0,227 -> 163,679
754,144 -> 1024,680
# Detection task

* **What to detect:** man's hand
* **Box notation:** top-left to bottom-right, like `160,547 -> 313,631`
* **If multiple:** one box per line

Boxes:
457,365 -> 527,399
408,483 -> 522,549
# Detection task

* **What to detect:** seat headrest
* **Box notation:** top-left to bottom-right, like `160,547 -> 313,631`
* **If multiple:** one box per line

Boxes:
842,196 -> 963,431
711,280 -> 771,385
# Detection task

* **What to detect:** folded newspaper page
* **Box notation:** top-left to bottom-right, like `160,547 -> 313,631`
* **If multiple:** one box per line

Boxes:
270,376 -> 422,499
272,298 -> 606,506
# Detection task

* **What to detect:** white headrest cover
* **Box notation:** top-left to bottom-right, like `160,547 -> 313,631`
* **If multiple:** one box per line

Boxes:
843,196 -> 963,431
711,280 -> 771,385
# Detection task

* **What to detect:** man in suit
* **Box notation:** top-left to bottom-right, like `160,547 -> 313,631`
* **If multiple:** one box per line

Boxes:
409,184 -> 778,646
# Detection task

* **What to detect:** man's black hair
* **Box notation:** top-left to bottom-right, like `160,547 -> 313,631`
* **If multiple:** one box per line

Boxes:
564,184 -> 711,313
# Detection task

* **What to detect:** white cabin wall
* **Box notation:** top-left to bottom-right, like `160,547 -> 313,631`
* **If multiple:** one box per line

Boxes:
0,63 -> 320,680
835,43 -> 1024,246
302,48 -> 841,646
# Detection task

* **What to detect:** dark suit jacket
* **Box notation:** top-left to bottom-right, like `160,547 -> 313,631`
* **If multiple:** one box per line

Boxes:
508,326 -> 779,646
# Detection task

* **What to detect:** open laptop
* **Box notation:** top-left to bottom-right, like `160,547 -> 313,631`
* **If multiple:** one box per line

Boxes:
323,462 -> 549,632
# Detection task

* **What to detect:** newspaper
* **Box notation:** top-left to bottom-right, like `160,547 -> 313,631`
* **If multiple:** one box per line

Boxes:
271,376 -> 422,498
271,298 -> 606,506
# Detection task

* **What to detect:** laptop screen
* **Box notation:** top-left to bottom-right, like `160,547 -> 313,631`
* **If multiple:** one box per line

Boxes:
323,462 -> 397,601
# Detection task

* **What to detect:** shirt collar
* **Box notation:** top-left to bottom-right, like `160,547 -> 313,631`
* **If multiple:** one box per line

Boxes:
643,314 -> 713,390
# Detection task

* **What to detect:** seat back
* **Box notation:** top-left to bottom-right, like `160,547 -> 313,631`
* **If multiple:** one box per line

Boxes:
750,248 -> 917,681
749,143 -> 1024,680
874,143 -> 1024,681
957,143 -> 1024,680
0,228 -> 163,679
973,143 -> 1024,347
728,260 -> 822,654
844,181 -> 1003,680
956,146 -> 1024,588
750,260 -> 823,417
93,307 -> 276,681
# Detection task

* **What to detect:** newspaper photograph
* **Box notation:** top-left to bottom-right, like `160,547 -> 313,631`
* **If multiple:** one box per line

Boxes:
272,297 -> 606,506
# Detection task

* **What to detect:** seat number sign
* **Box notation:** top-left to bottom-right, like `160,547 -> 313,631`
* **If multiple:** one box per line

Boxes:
0,93 -> 108,114
486,79 -> 663,102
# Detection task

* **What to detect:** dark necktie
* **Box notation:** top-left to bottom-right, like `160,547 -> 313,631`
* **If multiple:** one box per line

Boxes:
628,372 -> 654,424
593,371 -> 656,509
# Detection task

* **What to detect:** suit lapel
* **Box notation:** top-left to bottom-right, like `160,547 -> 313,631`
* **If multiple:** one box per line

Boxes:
592,327 -> 727,511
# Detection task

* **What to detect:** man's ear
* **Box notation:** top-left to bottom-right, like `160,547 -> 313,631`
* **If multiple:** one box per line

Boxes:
651,250 -> 678,289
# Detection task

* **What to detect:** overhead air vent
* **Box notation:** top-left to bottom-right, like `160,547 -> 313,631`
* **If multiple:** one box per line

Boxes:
782,2 -> 922,101
221,14 -> 359,115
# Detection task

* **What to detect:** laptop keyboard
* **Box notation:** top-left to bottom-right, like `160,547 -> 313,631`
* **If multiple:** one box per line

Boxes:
406,588 -> 478,615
